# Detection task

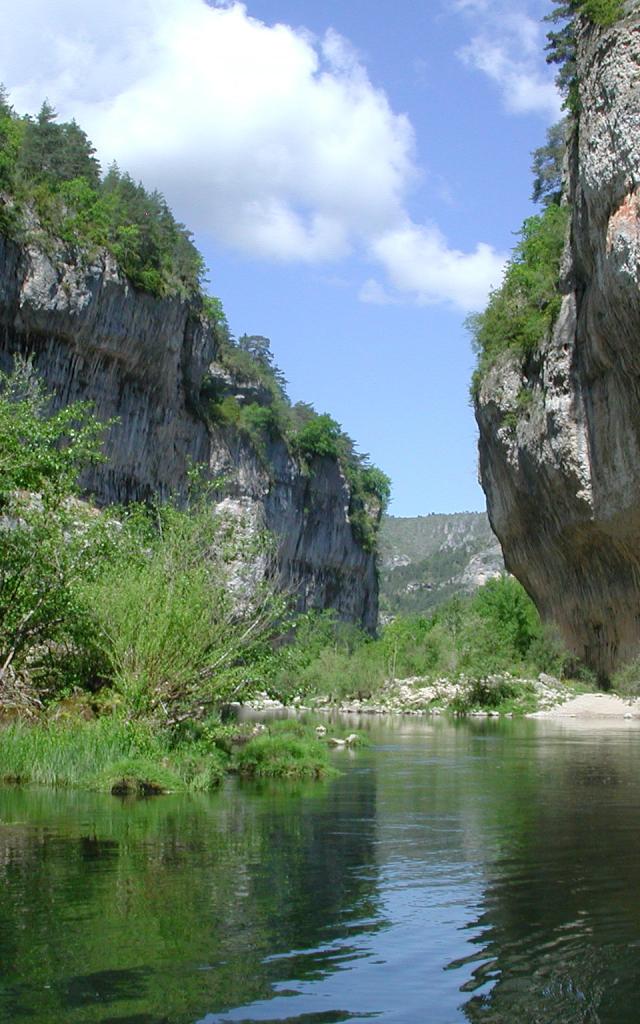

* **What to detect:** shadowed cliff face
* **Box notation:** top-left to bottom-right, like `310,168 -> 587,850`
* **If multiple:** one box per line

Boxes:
475,6 -> 640,680
0,235 -> 378,631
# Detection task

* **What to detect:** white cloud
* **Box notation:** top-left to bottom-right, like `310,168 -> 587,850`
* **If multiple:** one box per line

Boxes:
358,278 -> 400,306
454,2 -> 562,121
373,223 -> 504,311
0,0 -> 504,310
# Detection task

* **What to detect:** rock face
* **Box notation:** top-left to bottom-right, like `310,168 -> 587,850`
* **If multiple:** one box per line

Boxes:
475,6 -> 640,679
0,234 -> 378,630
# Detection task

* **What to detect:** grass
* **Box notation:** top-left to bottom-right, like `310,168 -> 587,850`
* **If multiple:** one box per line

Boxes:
232,720 -> 338,780
0,715 -> 354,793
0,718 -> 229,794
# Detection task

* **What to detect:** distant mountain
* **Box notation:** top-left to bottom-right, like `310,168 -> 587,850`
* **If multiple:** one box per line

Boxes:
378,512 -> 504,619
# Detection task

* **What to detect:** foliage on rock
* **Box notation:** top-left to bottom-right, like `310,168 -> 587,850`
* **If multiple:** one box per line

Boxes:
469,203 -> 569,395
0,90 -> 204,298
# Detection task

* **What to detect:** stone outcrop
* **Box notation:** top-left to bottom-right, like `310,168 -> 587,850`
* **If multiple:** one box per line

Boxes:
0,234 -> 378,630
475,5 -> 640,679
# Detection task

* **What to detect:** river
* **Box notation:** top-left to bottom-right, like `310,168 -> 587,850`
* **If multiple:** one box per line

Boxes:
1,715 -> 640,1023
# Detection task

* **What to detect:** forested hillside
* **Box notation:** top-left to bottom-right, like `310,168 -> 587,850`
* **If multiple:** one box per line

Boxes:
378,512 -> 503,618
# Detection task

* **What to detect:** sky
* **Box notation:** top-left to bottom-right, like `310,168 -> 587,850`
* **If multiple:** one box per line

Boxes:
0,0 -> 561,516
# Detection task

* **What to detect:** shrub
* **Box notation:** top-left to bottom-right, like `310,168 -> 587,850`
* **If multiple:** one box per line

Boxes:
0,360 -> 110,688
469,204 -> 569,395
232,730 -> 335,779
83,499 -> 287,721
450,675 -> 537,714
292,414 -> 342,461
612,656 -> 640,697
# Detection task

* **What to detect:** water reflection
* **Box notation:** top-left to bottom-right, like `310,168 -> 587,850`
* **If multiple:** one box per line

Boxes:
443,721 -> 640,1024
2,718 -> 640,1023
0,770 -> 384,1023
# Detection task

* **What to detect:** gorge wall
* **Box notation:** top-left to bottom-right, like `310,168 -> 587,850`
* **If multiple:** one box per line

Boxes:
0,233 -> 378,631
475,3 -> 640,679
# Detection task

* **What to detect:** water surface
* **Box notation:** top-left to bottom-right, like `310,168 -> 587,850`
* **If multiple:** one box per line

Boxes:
1,716 -> 640,1023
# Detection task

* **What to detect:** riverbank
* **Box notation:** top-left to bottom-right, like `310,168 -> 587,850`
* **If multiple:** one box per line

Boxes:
530,692 -> 640,719
247,672 -> 635,720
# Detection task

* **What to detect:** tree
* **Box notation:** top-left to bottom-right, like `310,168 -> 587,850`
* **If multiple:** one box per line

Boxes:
238,335 -> 288,392
545,2 -> 624,110
531,119 -> 568,206
18,101 -> 60,182
0,360 -> 109,692
58,119 -> 100,187
293,413 -> 342,460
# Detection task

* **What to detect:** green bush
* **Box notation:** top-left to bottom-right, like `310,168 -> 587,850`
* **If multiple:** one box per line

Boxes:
578,1 -> 623,26
469,204 -> 569,395
612,656 -> 640,697
292,413 -> 343,461
0,359 -> 111,686
83,499 -> 286,720
232,730 -> 335,779
450,675 -> 537,714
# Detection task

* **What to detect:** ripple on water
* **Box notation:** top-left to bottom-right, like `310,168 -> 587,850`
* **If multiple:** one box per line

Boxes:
2,719 -> 640,1023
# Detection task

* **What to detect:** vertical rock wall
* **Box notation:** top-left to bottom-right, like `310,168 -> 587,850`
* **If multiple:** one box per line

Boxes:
475,5 -> 640,679
0,234 -> 378,631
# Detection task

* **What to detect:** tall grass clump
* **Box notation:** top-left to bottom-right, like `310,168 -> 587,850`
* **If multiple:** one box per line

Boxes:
0,718 -> 228,793
233,721 -> 336,780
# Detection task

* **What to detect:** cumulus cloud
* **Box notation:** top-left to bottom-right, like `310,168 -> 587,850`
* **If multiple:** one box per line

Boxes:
0,0 -> 504,310
373,223 -> 504,310
454,1 -> 562,120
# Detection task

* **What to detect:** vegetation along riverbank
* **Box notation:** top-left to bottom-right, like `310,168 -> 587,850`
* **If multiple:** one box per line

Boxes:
2,349 -> 634,792
0,355 -> 629,793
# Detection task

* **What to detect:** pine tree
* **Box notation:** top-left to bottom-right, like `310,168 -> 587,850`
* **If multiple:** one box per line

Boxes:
531,119 -> 568,206
18,100 -> 60,181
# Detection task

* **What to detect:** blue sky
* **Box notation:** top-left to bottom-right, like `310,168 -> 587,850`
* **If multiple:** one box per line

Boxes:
1,0 -> 560,515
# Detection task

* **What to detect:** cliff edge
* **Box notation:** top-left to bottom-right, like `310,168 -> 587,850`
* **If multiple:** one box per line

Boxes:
0,232 -> 379,631
475,4 -> 640,679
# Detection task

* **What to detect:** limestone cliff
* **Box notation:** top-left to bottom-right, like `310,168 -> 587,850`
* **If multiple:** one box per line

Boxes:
0,233 -> 378,631
475,4 -> 640,679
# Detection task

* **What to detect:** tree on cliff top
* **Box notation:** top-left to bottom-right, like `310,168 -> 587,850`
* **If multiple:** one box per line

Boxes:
545,1 -> 624,110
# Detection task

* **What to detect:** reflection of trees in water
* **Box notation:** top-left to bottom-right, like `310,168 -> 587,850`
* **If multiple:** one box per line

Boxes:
449,725 -> 640,1024
0,768 -> 382,1024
